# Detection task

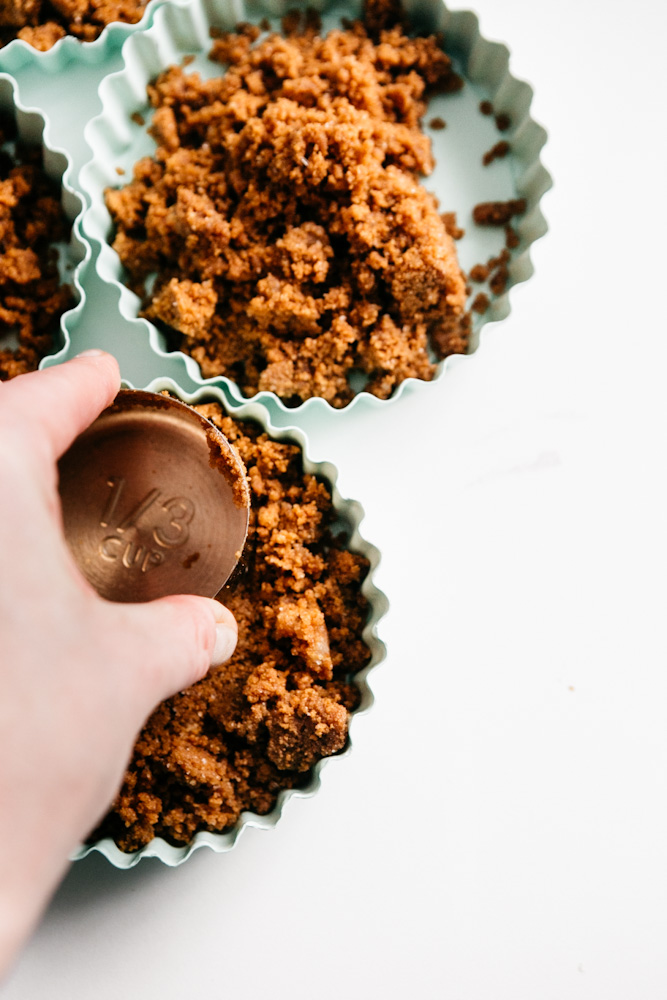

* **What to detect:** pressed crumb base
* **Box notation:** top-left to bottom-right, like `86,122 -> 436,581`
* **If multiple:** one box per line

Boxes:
0,115 -> 74,381
105,3 -> 472,408
91,400 -> 371,852
0,0 -> 149,51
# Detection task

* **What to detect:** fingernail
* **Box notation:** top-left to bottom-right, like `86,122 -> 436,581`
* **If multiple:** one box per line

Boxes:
212,622 -> 237,666
74,348 -> 106,359
209,601 -> 237,666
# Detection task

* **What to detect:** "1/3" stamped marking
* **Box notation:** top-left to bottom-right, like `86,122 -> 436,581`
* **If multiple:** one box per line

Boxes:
98,478 -> 196,572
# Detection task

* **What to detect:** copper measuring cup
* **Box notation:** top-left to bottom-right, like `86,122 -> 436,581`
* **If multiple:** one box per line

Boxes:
57,390 -> 250,603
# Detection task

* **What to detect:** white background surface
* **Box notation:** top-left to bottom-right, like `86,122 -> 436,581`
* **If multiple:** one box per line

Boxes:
4,0 -> 667,996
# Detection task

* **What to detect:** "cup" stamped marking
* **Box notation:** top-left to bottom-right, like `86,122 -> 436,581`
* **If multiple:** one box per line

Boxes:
98,478 -> 196,573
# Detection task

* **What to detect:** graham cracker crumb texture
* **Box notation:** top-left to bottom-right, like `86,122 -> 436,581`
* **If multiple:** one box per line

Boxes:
105,2 -> 471,408
0,114 -> 74,381
0,0 -> 149,50
93,401 -> 371,851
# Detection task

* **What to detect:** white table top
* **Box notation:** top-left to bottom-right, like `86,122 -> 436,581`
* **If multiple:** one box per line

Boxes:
4,0 -> 667,996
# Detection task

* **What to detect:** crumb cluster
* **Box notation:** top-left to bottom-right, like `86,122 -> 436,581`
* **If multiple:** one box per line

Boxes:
467,246 -> 513,314
470,291 -> 489,315
105,7 -> 470,407
93,401 -> 370,851
482,139 -> 510,167
473,199 -> 526,227
479,99 -> 511,133
0,0 -> 149,51
0,115 -> 74,380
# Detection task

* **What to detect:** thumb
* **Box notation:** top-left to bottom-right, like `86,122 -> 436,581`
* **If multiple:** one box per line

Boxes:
112,595 -> 237,708
0,350 -> 120,463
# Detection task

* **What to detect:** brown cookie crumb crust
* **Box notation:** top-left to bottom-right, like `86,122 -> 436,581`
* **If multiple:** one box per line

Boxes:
0,115 -> 74,381
93,401 -> 371,852
0,0 -> 149,51
105,8 -> 470,408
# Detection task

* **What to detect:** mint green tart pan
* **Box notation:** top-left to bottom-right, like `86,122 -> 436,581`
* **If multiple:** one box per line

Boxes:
72,378 -> 388,868
75,0 -> 551,416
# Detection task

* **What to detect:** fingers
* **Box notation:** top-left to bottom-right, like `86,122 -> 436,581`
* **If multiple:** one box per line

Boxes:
0,351 -> 120,463
112,595 -> 237,708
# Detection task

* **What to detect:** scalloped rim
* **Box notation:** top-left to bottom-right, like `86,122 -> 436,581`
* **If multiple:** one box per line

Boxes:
74,0 -> 552,417
0,0 -> 189,76
0,72 -> 90,361
71,378 -> 389,868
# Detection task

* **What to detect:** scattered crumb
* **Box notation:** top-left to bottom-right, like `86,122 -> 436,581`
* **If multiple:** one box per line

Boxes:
468,264 -> 489,283
487,248 -> 511,271
479,99 -> 493,116
181,54 -> 195,67
482,246 -> 511,295
441,212 -> 464,240
115,166 -> 125,176
281,9 -> 302,34
363,0 -> 407,36
130,111 -> 145,127
429,116 -> 446,130
482,139 -> 510,166
471,292 -> 489,314
473,199 -> 527,226
489,263 -> 509,296
467,245 -> 512,304
505,225 -> 519,249
495,112 -> 512,132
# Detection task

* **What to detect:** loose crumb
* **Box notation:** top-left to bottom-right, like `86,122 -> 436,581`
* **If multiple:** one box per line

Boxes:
115,166 -> 125,175
92,400 -> 371,852
473,199 -> 526,227
429,116 -> 446,130
482,140 -> 510,166
130,111 -> 145,127
495,112 -> 512,132
0,0 -> 150,50
363,0 -> 407,36
280,9 -> 302,35
441,212 -> 464,240
468,264 -> 489,283
106,3 -> 470,407
489,264 -> 509,296
0,115 -> 75,381
467,246 -> 512,303
471,292 -> 489,314
487,248 -> 511,271
505,225 -> 520,249
479,99 -> 493,116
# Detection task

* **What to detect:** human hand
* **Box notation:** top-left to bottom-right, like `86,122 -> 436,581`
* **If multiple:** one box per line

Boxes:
0,351 -> 237,976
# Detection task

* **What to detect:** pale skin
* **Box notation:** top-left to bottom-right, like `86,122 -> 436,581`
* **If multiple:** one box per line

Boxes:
0,351 -> 237,977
